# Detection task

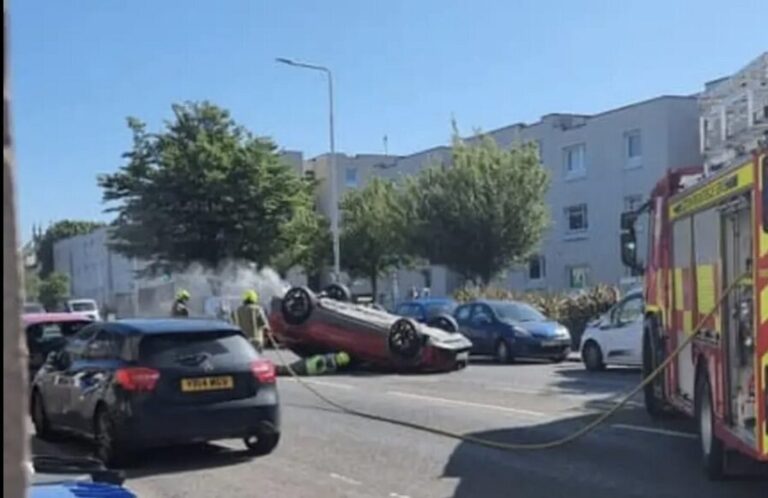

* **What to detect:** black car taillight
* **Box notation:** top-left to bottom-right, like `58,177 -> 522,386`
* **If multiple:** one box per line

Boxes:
115,367 -> 160,392
250,359 -> 276,384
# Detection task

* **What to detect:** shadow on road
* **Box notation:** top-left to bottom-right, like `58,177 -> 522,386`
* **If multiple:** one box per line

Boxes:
551,366 -> 643,396
32,435 -> 256,478
442,410 -> 766,498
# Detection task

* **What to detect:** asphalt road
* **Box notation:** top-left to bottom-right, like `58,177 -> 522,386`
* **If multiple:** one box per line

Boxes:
33,353 -> 766,498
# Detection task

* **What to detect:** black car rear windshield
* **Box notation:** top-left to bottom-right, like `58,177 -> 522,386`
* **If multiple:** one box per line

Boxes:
139,331 -> 256,366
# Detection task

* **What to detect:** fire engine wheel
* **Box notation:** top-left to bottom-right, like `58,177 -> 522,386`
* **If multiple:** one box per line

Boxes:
323,283 -> 351,302
388,318 -> 424,360
426,314 -> 459,333
695,370 -> 726,480
281,287 -> 315,325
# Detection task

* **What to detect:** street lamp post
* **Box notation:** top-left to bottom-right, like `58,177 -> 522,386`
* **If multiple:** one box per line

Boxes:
276,58 -> 340,283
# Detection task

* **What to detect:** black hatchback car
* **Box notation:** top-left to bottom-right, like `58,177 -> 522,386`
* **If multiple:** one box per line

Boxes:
30,319 -> 280,465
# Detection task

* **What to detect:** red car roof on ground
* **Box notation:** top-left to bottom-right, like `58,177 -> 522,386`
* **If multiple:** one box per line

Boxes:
22,313 -> 94,325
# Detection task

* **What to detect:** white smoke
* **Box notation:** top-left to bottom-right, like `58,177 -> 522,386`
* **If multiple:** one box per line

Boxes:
136,260 -> 295,318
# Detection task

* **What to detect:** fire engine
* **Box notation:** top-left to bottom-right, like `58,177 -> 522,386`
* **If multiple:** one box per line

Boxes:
620,146 -> 767,478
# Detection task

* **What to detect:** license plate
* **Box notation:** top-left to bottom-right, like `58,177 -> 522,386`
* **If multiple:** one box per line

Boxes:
180,376 -> 234,392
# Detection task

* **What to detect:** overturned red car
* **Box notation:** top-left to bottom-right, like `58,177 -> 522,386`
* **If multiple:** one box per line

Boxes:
269,285 -> 472,372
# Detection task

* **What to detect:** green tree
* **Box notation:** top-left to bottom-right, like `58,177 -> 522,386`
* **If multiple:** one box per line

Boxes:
38,272 -> 70,311
271,208 -> 332,280
340,177 -> 408,299
405,133 -> 550,284
36,220 -> 105,277
99,101 -> 316,273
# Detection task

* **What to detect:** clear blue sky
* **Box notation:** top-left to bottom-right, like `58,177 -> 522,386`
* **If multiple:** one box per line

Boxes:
10,0 -> 767,242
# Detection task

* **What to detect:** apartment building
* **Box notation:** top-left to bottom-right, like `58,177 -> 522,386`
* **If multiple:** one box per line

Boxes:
307,95 -> 702,297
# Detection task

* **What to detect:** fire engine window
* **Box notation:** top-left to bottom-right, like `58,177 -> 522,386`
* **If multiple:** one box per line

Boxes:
693,208 -> 720,319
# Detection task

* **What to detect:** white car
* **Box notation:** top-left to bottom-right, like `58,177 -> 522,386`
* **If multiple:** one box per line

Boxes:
65,299 -> 101,321
580,289 -> 643,371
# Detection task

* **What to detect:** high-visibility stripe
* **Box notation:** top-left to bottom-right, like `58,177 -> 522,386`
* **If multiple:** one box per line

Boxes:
762,351 -> 768,456
762,286 -> 768,326
670,161 -> 754,220
683,311 -> 693,336
696,264 -> 716,315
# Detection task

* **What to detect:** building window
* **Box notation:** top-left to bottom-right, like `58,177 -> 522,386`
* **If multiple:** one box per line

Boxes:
625,130 -> 642,168
568,266 -> 590,289
565,204 -> 588,233
345,167 -> 358,188
563,144 -> 586,179
528,255 -> 545,281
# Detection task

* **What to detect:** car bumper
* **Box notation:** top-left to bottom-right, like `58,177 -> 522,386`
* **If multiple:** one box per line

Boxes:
516,338 -> 571,359
115,389 -> 280,448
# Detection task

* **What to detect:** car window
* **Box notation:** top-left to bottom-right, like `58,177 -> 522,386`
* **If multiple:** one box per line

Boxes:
139,331 -> 256,366
615,295 -> 643,324
396,304 -> 422,319
26,321 -> 90,344
70,302 -> 97,312
471,305 -> 494,324
425,302 -> 456,317
84,330 -> 122,360
455,305 -> 472,322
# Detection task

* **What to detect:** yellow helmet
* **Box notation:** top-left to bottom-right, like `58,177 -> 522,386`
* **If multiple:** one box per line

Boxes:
177,290 -> 190,301
335,352 -> 351,367
243,290 -> 259,304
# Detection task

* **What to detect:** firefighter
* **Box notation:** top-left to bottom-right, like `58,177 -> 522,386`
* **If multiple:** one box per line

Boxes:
232,290 -> 270,352
171,290 -> 191,317
276,352 -> 351,376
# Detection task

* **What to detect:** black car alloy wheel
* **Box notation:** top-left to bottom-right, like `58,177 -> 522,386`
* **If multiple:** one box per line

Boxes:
389,319 -> 423,360
281,287 -> 314,325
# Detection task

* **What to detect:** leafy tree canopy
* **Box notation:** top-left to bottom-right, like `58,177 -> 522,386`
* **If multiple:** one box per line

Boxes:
38,272 -> 70,311
36,220 -> 105,277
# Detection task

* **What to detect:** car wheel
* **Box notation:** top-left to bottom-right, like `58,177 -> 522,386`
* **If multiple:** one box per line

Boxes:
494,340 -> 513,364
31,391 -> 55,441
388,318 -> 424,360
281,287 -> 315,325
696,370 -> 726,480
323,283 -> 351,302
244,431 -> 280,456
582,341 -> 605,372
426,314 -> 459,333
94,406 -> 126,467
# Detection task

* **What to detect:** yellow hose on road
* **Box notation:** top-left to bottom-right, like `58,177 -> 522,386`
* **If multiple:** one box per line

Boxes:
269,275 -> 745,451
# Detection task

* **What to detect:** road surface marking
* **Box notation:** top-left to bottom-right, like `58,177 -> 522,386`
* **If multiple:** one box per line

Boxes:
386,391 -> 547,418
329,472 -> 362,485
281,378 -> 356,390
390,493 -> 411,498
612,424 -> 697,439
489,386 -> 543,395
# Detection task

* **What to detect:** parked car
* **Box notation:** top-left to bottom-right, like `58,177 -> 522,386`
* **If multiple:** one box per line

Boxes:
64,299 -> 101,321
454,300 -> 571,363
269,284 -> 471,372
23,313 -> 94,378
395,298 -> 458,325
29,455 -> 135,498
580,289 -> 643,371
30,318 -> 280,466
24,302 -> 46,314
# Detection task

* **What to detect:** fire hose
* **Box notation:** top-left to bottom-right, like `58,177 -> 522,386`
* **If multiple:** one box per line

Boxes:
268,274 -> 746,451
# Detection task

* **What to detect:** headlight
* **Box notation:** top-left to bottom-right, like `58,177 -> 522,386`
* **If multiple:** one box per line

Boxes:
558,326 -> 571,338
512,326 -> 531,337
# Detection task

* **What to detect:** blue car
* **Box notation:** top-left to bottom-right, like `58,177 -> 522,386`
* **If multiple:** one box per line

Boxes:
29,456 -> 136,498
395,298 -> 459,330
454,300 -> 571,363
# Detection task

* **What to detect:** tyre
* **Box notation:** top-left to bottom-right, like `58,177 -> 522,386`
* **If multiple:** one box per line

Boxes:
323,283 -> 351,302
94,406 -> 127,467
494,339 -> 514,364
696,371 -> 726,480
642,319 -> 669,418
281,287 -> 315,325
426,314 -> 459,333
388,318 -> 424,360
31,390 -> 55,441
582,341 -> 605,372
244,431 -> 280,456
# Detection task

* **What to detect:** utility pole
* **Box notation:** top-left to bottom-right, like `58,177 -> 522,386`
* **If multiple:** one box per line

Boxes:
4,3 -> 30,496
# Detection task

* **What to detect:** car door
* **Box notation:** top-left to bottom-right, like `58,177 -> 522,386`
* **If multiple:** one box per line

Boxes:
55,324 -> 100,431
69,329 -> 124,434
454,305 -> 475,347
468,304 -> 496,354
604,294 -> 644,365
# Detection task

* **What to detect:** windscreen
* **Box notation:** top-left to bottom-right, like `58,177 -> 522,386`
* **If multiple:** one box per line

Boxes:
492,302 -> 546,322
139,331 -> 256,366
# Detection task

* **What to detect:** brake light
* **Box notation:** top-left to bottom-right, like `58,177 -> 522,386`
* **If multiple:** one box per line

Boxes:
251,360 -> 276,384
115,367 -> 160,391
